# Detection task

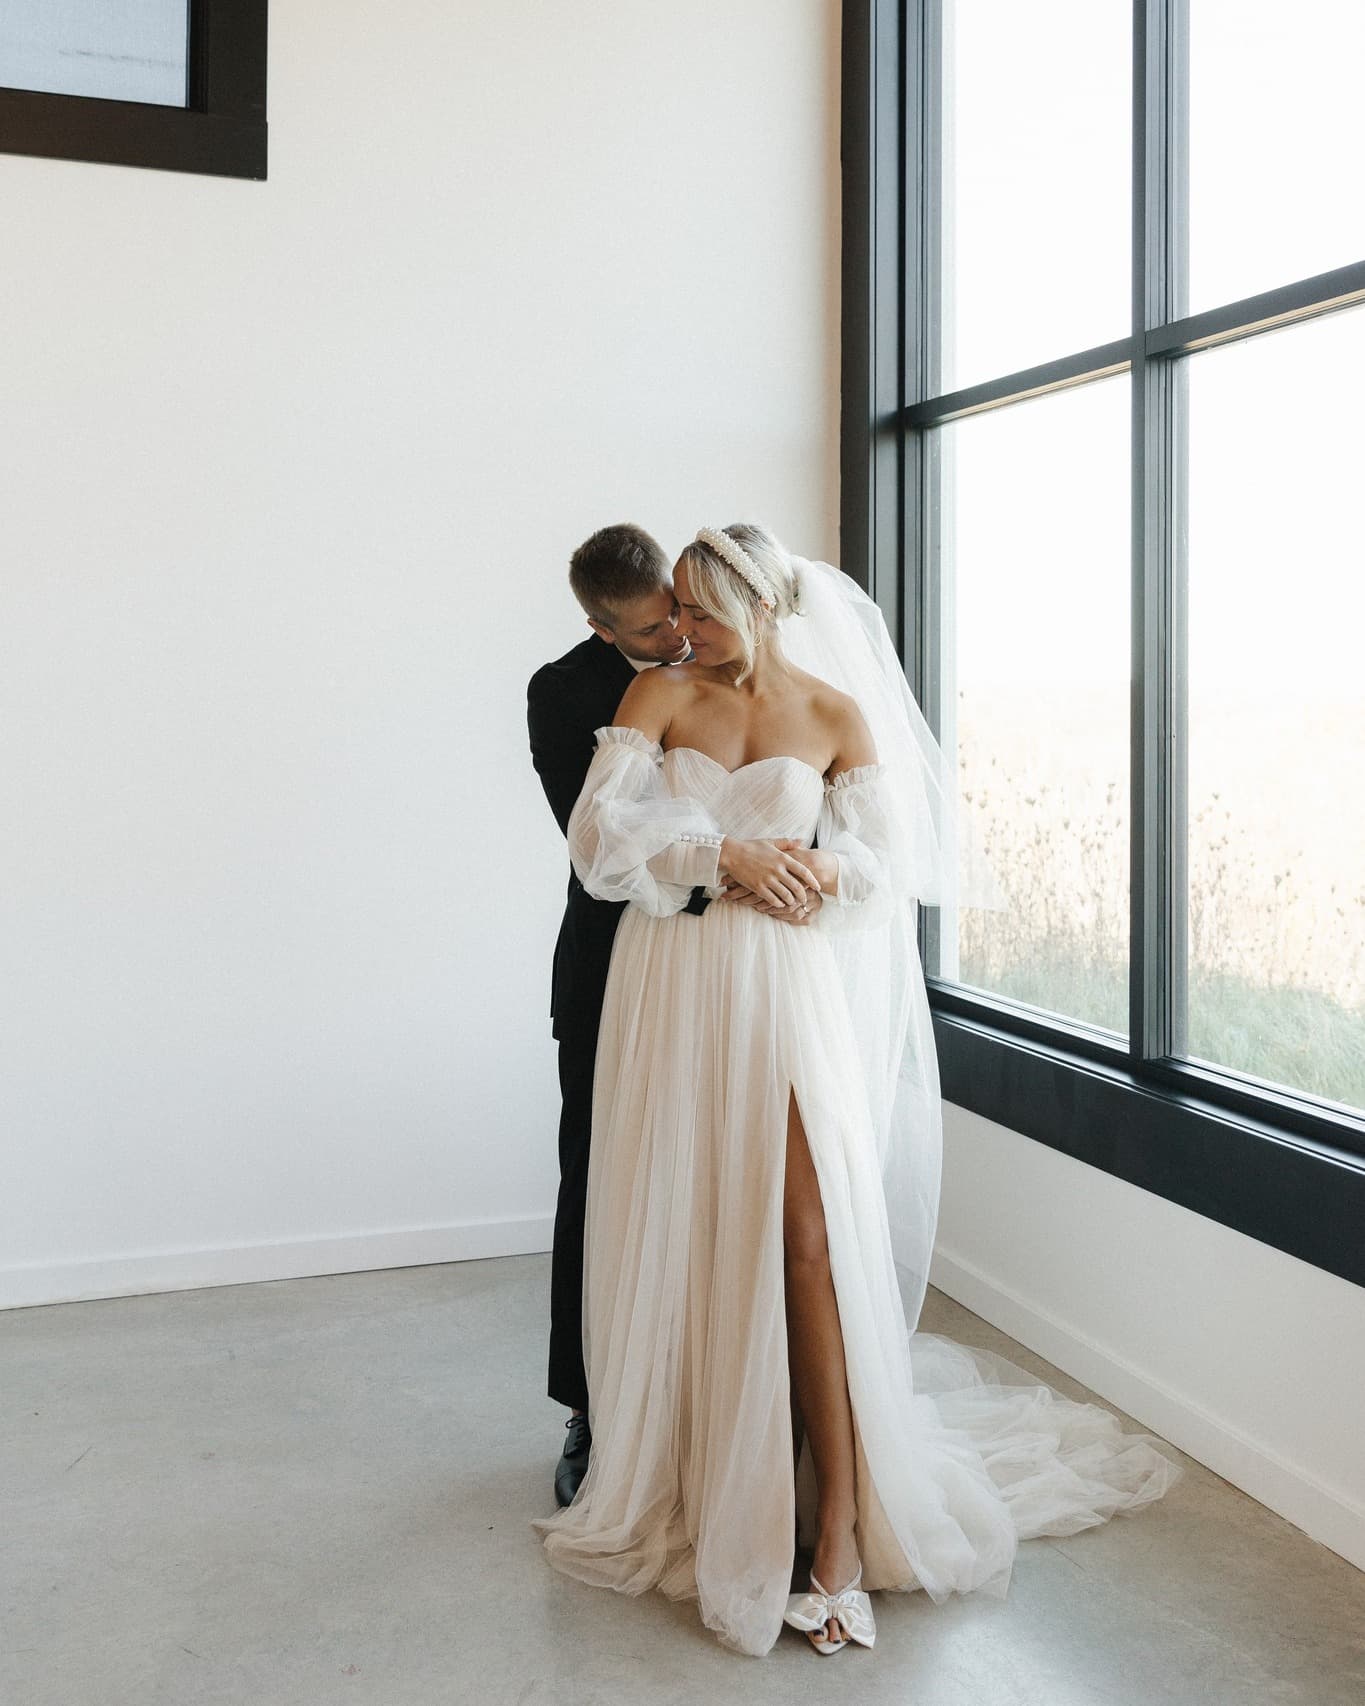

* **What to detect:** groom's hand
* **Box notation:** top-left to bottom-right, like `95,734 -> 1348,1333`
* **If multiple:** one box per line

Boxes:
718,882 -> 824,925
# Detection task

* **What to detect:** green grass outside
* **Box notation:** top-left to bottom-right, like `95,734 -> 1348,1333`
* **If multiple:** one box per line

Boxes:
958,932 -> 1365,1110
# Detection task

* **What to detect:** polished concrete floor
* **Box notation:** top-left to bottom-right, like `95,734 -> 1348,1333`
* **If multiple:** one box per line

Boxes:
3,1254 -> 1362,1706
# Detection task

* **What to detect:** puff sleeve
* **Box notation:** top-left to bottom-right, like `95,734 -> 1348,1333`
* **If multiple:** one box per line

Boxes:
567,726 -> 726,916
812,763 -> 900,933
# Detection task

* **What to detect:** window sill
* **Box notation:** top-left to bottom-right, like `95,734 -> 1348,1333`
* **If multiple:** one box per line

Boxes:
929,993 -> 1365,1290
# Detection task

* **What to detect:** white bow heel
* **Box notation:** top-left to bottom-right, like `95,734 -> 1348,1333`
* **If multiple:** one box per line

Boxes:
782,1563 -> 876,1654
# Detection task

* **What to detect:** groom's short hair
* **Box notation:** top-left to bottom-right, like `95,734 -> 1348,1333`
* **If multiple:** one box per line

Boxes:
569,524 -> 670,629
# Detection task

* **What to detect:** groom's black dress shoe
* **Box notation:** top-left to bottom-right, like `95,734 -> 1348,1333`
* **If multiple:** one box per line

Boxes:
555,1413 -> 591,1507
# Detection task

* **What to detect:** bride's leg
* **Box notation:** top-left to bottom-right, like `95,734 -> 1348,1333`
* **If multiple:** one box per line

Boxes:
783,1090 -> 860,1638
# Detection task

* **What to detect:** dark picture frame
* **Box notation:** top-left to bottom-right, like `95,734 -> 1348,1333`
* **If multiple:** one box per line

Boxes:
0,0 -> 267,180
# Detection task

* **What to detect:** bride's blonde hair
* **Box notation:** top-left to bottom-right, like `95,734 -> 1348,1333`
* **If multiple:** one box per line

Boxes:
677,523 -> 801,684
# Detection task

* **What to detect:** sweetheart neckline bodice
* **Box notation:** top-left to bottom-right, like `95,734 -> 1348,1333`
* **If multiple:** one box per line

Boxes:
660,745 -> 826,786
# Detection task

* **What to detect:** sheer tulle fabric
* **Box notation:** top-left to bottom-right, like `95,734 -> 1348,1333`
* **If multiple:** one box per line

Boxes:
531,732 -> 1183,1656
781,558 -> 1001,1331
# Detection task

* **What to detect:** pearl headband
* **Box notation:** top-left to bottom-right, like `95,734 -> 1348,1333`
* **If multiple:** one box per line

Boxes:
693,527 -> 778,608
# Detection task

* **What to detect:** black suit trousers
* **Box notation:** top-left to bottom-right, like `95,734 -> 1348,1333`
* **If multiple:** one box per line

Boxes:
548,1022 -> 597,1412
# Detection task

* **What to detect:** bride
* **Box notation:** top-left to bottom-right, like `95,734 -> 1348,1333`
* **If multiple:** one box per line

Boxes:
531,524 -> 1183,1658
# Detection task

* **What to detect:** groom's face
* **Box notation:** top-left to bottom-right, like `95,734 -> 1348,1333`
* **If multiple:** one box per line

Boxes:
589,585 -> 690,664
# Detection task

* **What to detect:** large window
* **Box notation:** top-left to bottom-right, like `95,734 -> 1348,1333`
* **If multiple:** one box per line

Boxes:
843,1 -> 1364,1285
0,0 -> 266,178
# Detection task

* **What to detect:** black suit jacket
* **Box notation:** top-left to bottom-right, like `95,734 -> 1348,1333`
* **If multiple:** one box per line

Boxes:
527,634 -> 639,1042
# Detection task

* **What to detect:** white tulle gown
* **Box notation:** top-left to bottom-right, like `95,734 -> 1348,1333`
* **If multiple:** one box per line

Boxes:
531,724 -> 1184,1657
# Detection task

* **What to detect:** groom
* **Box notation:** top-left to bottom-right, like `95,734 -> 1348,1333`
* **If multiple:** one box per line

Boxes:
527,522 -> 822,1508
527,523 -> 699,1508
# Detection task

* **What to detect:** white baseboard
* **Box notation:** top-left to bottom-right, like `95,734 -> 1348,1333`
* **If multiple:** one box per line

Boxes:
929,1243 -> 1365,1577
0,1216 -> 556,1311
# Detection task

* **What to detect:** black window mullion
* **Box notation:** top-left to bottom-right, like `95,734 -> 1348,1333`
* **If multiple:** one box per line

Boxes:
1134,0 -> 1186,1070
902,337 -> 1133,429
912,0 -> 950,982
872,0 -> 907,644
1130,0 -> 1154,1067
1148,260 -> 1365,357
839,0 -> 903,609
1166,0 -> 1192,1062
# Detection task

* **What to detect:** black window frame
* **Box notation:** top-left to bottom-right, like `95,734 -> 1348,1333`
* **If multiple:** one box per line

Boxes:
0,0 -> 267,180
842,0 -> 1365,1291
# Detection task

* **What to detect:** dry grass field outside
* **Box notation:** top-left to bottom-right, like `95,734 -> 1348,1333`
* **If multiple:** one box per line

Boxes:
946,685 -> 1365,1111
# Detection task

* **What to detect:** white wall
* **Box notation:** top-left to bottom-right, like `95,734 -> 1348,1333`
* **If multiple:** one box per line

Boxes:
0,1 -> 842,1307
932,1103 -> 1365,1574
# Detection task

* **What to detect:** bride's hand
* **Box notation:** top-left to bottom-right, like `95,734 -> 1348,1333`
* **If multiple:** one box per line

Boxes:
718,837 -> 821,909
782,843 -> 837,894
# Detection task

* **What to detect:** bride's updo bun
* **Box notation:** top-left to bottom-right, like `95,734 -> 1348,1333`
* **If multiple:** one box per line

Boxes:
679,522 -> 801,684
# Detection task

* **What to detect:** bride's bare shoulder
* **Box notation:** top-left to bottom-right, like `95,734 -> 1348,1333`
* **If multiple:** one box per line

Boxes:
794,670 -> 862,727
612,661 -> 702,736
617,662 -> 702,709
804,677 -> 877,767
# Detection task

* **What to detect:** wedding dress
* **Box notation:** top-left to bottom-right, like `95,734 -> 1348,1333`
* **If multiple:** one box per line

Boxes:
530,568 -> 1184,1658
